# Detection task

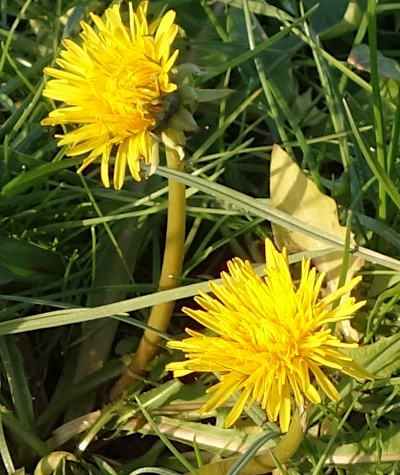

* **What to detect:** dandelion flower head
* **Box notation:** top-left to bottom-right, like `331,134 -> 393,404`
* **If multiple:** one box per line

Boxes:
167,239 -> 372,432
41,1 -> 179,189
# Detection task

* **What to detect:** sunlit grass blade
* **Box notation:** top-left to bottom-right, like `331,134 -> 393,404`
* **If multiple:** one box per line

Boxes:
343,99 -> 400,212
135,395 -> 198,475
155,166 -> 400,270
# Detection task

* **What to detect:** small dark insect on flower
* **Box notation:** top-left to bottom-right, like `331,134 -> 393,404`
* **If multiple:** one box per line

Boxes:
153,91 -> 181,131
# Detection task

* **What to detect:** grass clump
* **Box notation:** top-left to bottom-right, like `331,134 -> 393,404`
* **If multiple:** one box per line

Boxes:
1,1 -> 400,474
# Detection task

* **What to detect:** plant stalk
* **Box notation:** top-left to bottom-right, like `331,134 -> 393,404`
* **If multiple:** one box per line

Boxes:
110,147 -> 186,400
185,405 -> 307,475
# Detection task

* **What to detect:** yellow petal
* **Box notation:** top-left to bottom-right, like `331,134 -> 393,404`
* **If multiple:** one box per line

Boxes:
279,383 -> 291,432
41,1 -> 179,189
224,387 -> 251,427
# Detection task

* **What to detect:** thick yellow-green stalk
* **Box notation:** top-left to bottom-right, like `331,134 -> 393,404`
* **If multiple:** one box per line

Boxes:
110,147 -> 185,399
186,406 -> 307,475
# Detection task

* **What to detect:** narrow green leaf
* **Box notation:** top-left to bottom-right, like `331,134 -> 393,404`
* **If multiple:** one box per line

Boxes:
155,166 -> 400,271
343,99 -> 400,212
0,157 -> 82,198
348,44 -> 400,80
0,337 -> 34,428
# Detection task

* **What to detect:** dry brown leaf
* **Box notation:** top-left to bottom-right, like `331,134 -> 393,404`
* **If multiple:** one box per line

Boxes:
269,144 -> 364,342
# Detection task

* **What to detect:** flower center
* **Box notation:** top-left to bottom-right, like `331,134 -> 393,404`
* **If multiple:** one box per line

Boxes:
89,56 -> 163,134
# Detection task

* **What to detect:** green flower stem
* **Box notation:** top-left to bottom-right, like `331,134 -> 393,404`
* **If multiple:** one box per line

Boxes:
367,0 -> 387,222
185,406 -> 307,475
110,148 -> 186,400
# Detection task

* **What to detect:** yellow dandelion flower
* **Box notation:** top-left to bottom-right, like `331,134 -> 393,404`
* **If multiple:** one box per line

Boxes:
41,1 -> 179,189
167,239 -> 372,432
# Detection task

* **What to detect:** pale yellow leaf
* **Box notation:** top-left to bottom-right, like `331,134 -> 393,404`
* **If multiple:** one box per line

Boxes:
34,452 -> 76,475
269,144 -> 364,342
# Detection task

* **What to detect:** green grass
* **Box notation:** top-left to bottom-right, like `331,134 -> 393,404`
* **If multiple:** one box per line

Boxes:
1,0 -> 400,473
